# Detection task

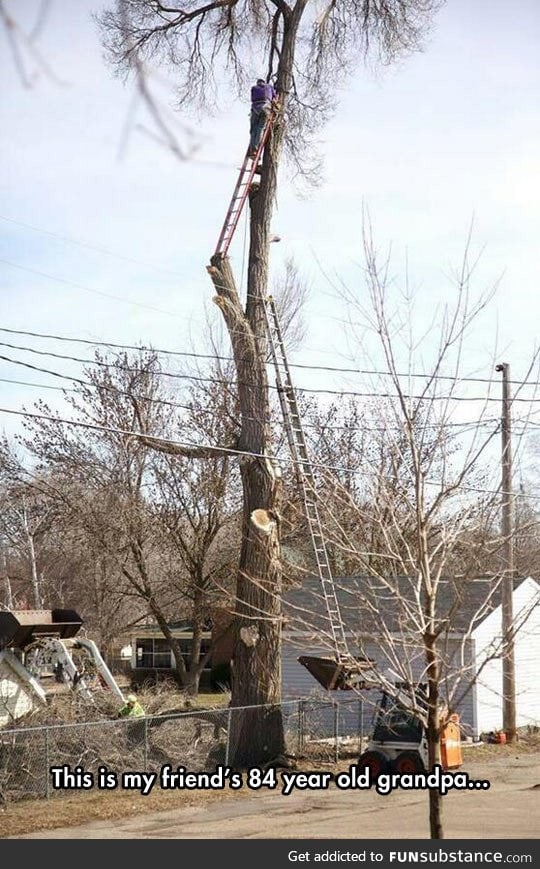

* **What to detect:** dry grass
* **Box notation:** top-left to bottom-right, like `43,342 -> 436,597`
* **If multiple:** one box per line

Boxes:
462,730 -> 540,760
0,757 -> 343,839
0,779 -> 253,838
2,689 -> 538,841
4,740 -> 538,840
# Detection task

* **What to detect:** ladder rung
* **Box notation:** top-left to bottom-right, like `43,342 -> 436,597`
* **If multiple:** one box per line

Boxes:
264,296 -> 348,667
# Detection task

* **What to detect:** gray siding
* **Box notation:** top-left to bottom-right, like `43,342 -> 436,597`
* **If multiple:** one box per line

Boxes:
282,638 -> 477,739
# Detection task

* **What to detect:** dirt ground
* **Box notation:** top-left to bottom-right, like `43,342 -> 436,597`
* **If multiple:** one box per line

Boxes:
2,740 -> 539,840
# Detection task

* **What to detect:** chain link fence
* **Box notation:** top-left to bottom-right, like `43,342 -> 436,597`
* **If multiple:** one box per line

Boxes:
0,696 -> 368,803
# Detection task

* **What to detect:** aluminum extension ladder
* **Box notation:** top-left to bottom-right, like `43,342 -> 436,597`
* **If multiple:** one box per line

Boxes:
214,105 -> 279,259
263,295 -> 353,668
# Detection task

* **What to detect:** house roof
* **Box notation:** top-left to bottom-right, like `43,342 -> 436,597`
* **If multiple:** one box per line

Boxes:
131,619 -> 213,638
283,575 -> 537,637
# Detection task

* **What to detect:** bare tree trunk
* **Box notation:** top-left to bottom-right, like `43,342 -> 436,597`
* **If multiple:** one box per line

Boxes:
146,599 -> 187,687
185,582 -> 206,696
426,635 -> 443,839
207,254 -> 285,764
1,545 -> 13,609
22,503 -> 41,608
417,469 -> 444,840
205,6 -> 307,769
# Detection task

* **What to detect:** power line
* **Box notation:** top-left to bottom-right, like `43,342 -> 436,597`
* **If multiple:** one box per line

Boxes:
0,257 -> 184,319
0,377 -> 65,393
0,359 -> 194,414
1,325 -> 540,389
0,332 -> 501,434
0,405 -> 537,503
0,405 -> 257,459
0,258 -> 342,360
2,336 -> 540,404
1,342 -> 539,447
0,371 -> 501,438
0,327 -> 232,365
2,251 -> 539,401
0,215 -> 186,279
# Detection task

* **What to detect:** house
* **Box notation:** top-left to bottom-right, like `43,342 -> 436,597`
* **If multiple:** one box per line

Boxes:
281,575 -> 540,739
129,616 -> 233,688
472,576 -> 540,733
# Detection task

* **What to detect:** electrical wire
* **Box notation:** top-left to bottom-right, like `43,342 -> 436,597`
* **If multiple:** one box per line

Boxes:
0,257 -> 185,318
0,404 -> 535,502
2,337 -> 539,403
0,214 -> 187,279
1,326 -> 539,388
0,371 -> 500,438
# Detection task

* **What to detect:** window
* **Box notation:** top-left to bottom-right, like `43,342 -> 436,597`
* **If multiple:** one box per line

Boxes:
153,639 -> 172,669
134,635 -> 212,670
136,639 -> 153,668
178,638 -> 212,671
135,638 -> 172,669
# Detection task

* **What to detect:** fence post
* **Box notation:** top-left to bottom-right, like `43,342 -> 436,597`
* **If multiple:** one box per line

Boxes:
45,727 -> 50,799
225,708 -> 232,766
143,717 -> 148,772
333,703 -> 339,763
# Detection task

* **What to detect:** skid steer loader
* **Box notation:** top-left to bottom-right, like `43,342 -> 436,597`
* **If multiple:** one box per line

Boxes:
358,687 -> 462,777
0,608 -> 125,726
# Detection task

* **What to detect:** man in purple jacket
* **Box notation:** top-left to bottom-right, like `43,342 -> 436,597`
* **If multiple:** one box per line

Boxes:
248,77 -> 277,156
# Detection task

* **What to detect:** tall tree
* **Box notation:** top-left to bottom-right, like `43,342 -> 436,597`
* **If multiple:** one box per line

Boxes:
315,230 -> 539,838
100,0 -> 442,765
21,351 -> 239,690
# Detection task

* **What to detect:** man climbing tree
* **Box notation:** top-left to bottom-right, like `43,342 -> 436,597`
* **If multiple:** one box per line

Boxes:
100,0 -> 441,768
249,77 -> 277,155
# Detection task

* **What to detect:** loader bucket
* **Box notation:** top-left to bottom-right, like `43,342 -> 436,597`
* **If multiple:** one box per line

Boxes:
298,655 -> 375,691
0,609 -> 83,650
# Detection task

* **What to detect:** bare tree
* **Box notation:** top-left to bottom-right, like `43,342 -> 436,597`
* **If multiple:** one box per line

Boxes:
285,231 -> 540,838
0,445 -> 55,609
99,0 -> 441,767
20,350 -> 239,691
149,371 -> 242,693
0,0 -> 64,88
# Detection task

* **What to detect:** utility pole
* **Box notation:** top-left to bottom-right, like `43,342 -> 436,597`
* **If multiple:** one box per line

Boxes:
495,362 -> 516,742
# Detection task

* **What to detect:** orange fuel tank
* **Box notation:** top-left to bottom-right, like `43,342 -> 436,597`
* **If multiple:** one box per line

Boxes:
441,713 -> 463,770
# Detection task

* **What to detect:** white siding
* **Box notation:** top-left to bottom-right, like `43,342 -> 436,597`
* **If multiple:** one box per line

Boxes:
472,577 -> 540,733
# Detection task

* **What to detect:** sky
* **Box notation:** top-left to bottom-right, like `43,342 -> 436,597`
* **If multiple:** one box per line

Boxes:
1,0 -> 540,474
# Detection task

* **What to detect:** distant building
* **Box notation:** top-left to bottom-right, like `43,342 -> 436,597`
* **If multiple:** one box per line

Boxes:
129,616 -> 232,689
281,575 -> 540,738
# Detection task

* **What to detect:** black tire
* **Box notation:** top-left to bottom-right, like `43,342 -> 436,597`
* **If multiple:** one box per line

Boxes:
392,750 -> 426,775
358,749 -> 389,781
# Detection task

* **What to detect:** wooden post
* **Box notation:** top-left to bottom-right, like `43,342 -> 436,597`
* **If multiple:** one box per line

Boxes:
495,362 -> 516,742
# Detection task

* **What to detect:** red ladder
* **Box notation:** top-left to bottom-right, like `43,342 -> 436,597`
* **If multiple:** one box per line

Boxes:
214,106 -> 278,259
